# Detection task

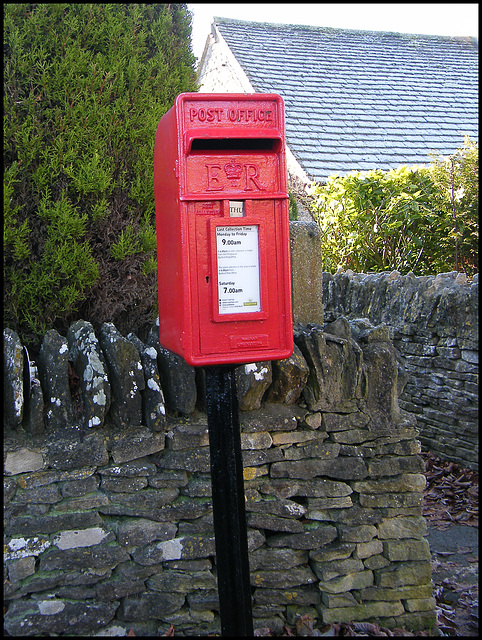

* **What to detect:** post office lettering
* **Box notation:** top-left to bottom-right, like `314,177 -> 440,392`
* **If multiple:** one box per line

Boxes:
189,107 -> 273,124
189,107 -> 224,122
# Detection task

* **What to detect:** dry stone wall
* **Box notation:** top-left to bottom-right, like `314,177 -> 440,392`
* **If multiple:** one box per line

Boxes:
4,316 -> 435,636
322,270 -> 479,472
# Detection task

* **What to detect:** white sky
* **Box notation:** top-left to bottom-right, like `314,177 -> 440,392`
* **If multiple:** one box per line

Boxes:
188,3 -> 479,62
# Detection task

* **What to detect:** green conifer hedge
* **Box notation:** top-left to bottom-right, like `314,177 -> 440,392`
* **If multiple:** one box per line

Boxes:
4,3 -> 197,351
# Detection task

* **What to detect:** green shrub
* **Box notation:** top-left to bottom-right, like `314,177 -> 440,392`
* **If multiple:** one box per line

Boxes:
309,138 -> 478,276
430,137 -> 478,275
3,3 -> 197,350
288,192 -> 299,220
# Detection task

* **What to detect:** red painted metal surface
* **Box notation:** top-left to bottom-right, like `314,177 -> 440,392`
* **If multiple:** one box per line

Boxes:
154,93 -> 293,366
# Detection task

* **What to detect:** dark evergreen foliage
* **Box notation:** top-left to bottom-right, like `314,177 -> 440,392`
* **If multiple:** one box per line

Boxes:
4,3 -> 197,352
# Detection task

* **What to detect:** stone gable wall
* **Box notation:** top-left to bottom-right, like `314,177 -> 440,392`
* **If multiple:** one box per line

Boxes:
4,316 -> 435,635
322,270 -> 478,472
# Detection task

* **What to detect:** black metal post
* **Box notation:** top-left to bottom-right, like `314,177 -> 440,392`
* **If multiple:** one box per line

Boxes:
204,365 -> 254,637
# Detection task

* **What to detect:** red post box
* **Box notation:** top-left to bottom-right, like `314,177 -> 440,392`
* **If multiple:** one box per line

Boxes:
154,93 -> 293,366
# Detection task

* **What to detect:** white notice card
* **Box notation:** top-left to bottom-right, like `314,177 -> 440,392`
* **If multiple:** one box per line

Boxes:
216,225 -> 261,314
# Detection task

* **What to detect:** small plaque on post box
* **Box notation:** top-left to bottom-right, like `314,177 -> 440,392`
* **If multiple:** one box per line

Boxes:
229,200 -> 245,217
154,93 -> 293,366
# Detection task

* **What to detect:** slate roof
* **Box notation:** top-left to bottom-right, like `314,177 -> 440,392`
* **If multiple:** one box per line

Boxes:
211,17 -> 478,182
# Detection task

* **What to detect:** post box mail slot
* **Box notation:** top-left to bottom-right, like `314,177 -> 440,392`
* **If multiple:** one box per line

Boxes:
154,93 -> 293,366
